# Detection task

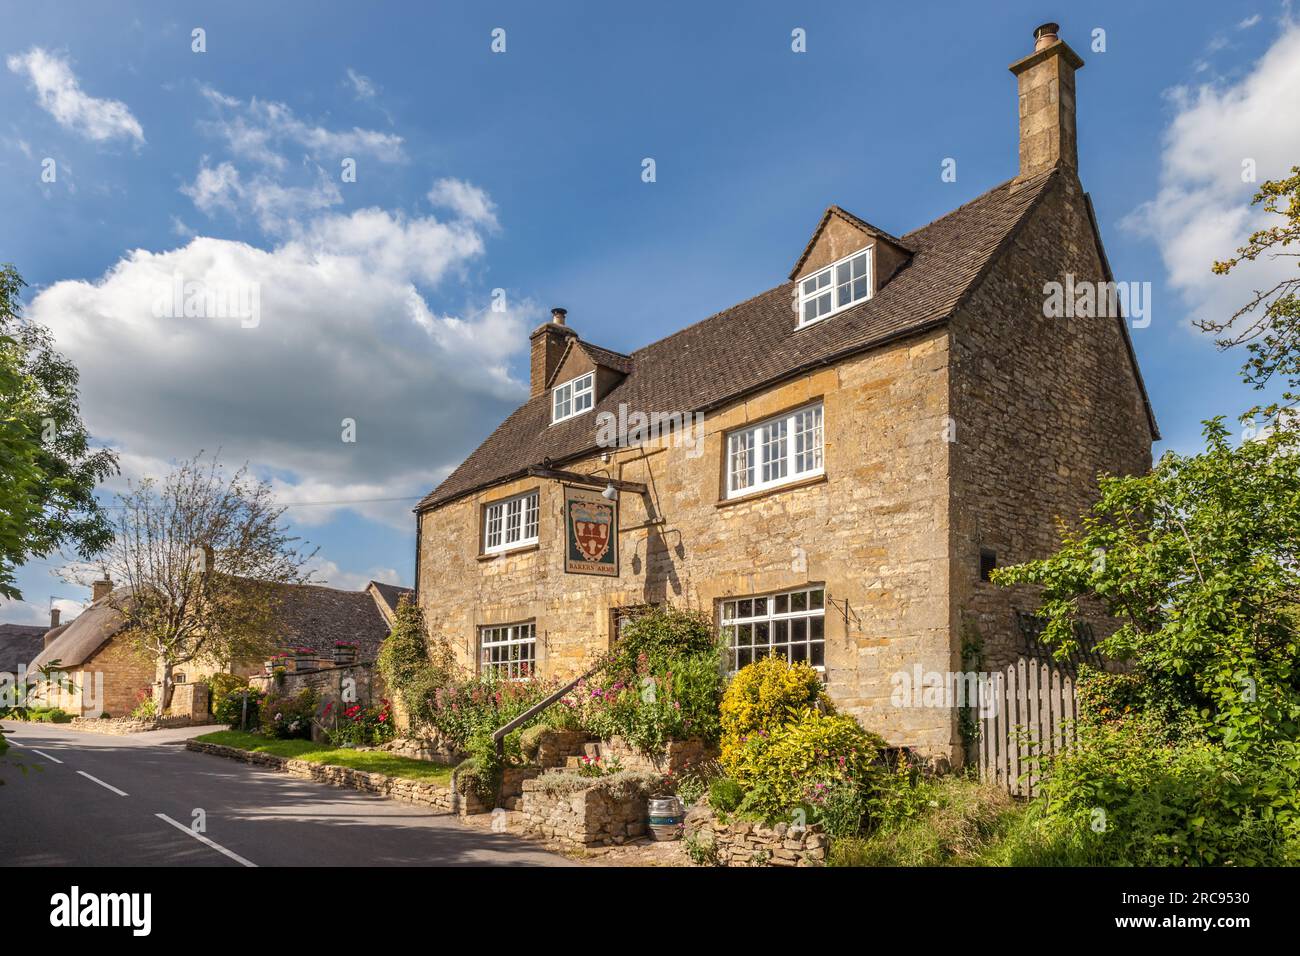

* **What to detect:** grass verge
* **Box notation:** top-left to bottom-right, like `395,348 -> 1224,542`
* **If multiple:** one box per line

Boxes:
829,777 -> 1025,867
193,730 -> 453,785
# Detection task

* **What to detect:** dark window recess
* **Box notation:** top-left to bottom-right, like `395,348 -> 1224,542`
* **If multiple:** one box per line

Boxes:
979,549 -> 998,582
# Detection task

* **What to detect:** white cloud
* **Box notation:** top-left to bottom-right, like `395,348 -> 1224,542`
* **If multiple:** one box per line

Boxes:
1122,20 -> 1300,331
1239,14 -> 1262,29
306,557 -> 404,592
182,159 -> 343,234
6,47 -> 143,145
25,193 -> 533,531
346,68 -> 378,101
198,85 -> 403,168
428,177 -> 498,229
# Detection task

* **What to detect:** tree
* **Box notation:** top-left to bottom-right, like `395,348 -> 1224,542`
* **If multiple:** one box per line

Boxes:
994,419 -> 1300,749
0,263 -> 118,599
1200,167 -> 1300,424
102,453 -> 317,709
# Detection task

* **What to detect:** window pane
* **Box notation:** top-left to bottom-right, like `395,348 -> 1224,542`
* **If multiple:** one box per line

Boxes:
792,590 -> 807,612
775,593 -> 788,614
811,642 -> 825,667
810,588 -> 824,609
738,598 -> 752,618
761,419 -> 788,483
754,621 -> 770,649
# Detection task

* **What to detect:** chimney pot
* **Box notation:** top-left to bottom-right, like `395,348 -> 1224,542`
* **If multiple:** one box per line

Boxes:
1033,22 -> 1060,51
50,607 -> 60,629
551,307 -> 567,326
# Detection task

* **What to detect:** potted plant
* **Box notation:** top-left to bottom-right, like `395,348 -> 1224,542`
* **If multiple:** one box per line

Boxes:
294,646 -> 317,671
333,641 -> 358,665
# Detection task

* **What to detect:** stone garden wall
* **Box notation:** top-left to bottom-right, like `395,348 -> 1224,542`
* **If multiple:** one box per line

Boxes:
596,736 -> 717,774
685,806 -> 828,866
516,771 -> 661,849
67,715 -> 206,735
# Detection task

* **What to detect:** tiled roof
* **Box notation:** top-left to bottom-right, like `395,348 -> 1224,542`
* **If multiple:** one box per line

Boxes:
368,580 -> 414,620
419,169 -> 1060,511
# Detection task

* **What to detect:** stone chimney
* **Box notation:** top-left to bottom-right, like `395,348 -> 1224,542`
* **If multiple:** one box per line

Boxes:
92,575 -> 112,602
1009,22 -> 1085,180
50,607 -> 60,629
529,307 -> 578,398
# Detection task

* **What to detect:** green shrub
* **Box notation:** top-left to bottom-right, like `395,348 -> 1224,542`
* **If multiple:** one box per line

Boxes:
1006,718 -> 1300,866
719,655 -> 827,769
377,595 -> 457,727
206,672 -> 247,710
568,607 -> 726,755
707,776 -> 744,815
729,711 -> 884,819
213,687 -> 263,729
259,687 -> 317,739
130,693 -> 158,721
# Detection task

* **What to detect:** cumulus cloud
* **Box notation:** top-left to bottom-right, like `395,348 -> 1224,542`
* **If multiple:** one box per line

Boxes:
1122,20 -> 1300,331
6,47 -> 144,145
428,177 -> 498,229
25,198 -> 534,530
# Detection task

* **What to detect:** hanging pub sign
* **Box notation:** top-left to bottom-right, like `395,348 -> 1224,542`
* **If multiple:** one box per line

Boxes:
564,485 -> 619,576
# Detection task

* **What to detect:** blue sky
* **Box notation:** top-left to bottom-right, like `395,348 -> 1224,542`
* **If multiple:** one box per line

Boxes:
3,0 -> 1297,625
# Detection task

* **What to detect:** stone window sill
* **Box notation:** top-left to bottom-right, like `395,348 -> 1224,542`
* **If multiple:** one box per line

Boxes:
477,543 -> 541,562
715,473 -> 828,509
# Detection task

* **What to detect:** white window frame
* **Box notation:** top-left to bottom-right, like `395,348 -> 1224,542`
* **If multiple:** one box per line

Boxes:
479,622 -> 536,680
552,371 -> 595,423
797,248 -> 873,327
482,490 -> 539,554
720,586 -> 826,675
725,402 -> 824,498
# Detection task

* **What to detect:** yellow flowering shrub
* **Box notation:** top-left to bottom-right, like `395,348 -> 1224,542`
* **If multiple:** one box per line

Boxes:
719,656 -> 828,769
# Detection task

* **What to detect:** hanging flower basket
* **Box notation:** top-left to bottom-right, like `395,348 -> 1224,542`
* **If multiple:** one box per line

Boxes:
333,642 -> 358,665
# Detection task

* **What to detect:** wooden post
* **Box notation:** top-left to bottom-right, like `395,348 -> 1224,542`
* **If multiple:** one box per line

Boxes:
240,690 -> 248,732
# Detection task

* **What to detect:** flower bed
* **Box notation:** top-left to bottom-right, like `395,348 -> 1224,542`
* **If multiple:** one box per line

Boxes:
516,770 -> 662,849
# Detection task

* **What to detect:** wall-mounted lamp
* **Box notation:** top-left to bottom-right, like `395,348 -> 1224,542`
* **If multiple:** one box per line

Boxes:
602,482 -> 619,501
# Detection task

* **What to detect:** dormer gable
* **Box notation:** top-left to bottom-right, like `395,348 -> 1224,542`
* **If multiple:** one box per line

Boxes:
790,206 -> 913,327
546,337 -> 632,424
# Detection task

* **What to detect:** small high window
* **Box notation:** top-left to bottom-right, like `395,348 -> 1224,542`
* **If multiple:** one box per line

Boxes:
979,549 -> 998,582
483,490 -> 539,554
552,372 -> 594,423
798,248 -> 872,326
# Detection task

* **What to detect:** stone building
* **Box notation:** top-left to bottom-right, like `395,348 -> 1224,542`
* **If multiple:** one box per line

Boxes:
26,576 -> 406,718
414,23 -> 1157,762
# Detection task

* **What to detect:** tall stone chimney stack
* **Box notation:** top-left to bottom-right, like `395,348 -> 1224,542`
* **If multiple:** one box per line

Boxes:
1009,22 -> 1085,180
92,575 -> 113,602
529,307 -> 578,398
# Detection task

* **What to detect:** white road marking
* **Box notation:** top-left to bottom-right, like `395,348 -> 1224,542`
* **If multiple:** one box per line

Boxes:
30,749 -> 63,763
5,738 -> 24,746
76,770 -> 128,796
155,813 -> 257,868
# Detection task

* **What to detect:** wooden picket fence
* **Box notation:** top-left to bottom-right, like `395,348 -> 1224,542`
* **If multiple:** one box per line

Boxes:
976,658 -> 1079,798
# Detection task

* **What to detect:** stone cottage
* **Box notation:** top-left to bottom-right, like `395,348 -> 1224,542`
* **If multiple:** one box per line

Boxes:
413,22 -> 1157,763
26,576 -> 406,718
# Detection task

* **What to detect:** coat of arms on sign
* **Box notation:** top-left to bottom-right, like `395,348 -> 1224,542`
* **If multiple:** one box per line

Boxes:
564,485 -> 619,576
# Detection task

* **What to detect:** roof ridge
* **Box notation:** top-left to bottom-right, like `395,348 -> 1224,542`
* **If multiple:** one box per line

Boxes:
903,169 -> 1054,240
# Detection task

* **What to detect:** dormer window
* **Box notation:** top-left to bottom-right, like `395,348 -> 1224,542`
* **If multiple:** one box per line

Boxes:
552,371 -> 594,423
798,248 -> 872,327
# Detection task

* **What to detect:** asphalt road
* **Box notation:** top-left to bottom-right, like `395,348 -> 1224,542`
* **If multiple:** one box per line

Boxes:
0,721 -> 570,867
